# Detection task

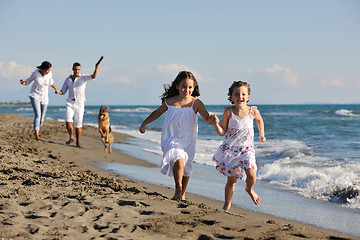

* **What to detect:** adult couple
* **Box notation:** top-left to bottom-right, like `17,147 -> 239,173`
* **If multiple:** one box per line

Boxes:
20,57 -> 103,147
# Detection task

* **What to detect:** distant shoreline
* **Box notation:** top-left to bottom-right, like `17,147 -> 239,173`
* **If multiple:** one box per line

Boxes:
0,104 -> 31,107
0,102 -> 31,106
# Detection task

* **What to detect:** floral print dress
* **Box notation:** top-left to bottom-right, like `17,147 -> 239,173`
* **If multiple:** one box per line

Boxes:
213,107 -> 257,181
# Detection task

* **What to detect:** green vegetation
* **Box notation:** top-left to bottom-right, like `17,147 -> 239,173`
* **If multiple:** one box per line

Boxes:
0,100 -> 31,106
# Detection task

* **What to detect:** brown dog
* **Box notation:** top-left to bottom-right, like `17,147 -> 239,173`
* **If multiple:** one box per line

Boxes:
98,105 -> 114,153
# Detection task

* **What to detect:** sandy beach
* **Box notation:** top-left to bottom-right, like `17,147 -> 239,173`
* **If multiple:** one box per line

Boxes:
0,113 -> 357,240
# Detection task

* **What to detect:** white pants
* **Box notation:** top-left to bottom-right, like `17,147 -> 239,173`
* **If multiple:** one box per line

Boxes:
65,101 -> 85,128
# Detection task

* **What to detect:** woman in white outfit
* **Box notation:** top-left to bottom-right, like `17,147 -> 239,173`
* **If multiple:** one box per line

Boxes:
20,61 -> 60,140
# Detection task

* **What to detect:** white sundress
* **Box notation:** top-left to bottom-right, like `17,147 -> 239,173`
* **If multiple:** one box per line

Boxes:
161,98 -> 198,177
213,106 -> 257,181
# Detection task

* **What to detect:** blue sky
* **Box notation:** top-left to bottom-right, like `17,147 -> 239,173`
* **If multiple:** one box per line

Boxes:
0,0 -> 359,105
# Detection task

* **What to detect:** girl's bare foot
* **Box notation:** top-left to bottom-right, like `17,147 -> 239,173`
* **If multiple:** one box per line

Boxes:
222,203 -> 231,212
180,194 -> 186,201
245,188 -> 260,205
172,189 -> 182,200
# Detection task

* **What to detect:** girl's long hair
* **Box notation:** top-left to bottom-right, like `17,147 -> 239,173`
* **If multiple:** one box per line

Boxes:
161,71 -> 200,102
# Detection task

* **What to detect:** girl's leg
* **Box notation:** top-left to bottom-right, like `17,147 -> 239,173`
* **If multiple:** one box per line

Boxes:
223,175 -> 237,212
181,176 -> 190,200
245,168 -> 260,205
30,97 -> 41,140
172,158 -> 184,200
39,103 -> 48,127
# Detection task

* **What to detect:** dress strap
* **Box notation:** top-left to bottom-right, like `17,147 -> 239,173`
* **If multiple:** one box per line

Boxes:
164,99 -> 169,107
191,97 -> 198,107
249,106 -> 257,115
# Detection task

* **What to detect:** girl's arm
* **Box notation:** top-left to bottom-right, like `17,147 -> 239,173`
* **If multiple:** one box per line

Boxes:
139,101 -> 168,133
252,107 -> 266,143
194,99 -> 214,125
214,108 -> 230,136
51,84 -> 61,94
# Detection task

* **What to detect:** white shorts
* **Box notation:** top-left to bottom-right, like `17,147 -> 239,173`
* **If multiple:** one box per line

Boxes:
65,101 -> 85,128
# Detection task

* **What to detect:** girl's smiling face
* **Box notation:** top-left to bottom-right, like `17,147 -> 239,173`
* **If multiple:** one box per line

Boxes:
231,86 -> 250,105
176,78 -> 195,98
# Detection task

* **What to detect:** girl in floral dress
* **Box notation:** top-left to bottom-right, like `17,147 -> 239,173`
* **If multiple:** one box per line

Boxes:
213,81 -> 266,212
139,71 -> 214,200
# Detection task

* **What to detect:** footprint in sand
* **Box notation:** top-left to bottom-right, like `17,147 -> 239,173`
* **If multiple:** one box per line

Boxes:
139,210 -> 155,215
131,223 -> 155,233
117,200 -> 138,207
94,223 -> 109,231
200,219 -> 217,226
27,224 -> 39,234
177,203 -> 189,208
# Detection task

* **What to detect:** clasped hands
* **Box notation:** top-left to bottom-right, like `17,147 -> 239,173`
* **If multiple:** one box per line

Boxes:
208,114 -> 220,125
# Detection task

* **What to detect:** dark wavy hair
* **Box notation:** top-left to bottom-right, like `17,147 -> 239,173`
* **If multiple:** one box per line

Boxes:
36,61 -> 52,70
161,71 -> 200,102
228,81 -> 251,104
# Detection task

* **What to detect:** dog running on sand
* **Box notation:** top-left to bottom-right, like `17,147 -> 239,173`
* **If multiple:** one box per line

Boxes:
98,105 -> 114,153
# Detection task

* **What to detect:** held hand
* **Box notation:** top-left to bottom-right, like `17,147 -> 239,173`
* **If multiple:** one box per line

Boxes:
214,114 -> 220,124
139,124 -> 146,134
20,79 -> 26,85
259,136 -> 266,143
207,115 -> 215,125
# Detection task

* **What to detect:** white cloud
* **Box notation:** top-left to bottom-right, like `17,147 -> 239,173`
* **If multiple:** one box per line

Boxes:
156,63 -> 190,73
321,76 -> 345,87
244,64 -> 299,86
0,61 -> 33,79
245,69 -> 255,74
113,76 -> 132,84
265,64 -> 298,85
265,64 -> 283,73
284,70 -> 298,86
102,63 -> 205,86
156,63 -> 203,81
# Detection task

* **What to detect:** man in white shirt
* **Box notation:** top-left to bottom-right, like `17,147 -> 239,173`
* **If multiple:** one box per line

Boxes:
59,57 -> 103,147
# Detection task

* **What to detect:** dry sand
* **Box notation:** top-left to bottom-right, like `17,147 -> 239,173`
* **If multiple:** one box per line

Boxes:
0,113 -> 357,240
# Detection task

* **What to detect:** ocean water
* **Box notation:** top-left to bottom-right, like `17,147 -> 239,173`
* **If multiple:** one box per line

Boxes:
2,104 -> 360,236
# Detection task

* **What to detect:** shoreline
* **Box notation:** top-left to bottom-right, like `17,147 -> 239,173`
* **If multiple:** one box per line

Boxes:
0,113 -> 358,239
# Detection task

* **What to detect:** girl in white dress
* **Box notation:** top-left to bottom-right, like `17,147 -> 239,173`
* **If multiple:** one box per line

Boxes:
139,71 -> 214,200
213,81 -> 266,212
